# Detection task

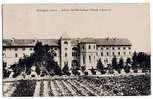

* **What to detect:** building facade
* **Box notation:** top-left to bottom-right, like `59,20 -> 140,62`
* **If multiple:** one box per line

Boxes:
3,36 -> 132,69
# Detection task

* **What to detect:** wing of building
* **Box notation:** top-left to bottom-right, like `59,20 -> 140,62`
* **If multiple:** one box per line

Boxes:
3,36 -> 132,69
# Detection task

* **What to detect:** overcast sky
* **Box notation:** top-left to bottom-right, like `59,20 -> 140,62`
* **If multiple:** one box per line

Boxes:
2,3 -> 150,52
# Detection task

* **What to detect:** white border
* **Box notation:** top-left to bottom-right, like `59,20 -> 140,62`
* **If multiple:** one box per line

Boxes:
0,0 -> 152,99
1,0 -> 150,3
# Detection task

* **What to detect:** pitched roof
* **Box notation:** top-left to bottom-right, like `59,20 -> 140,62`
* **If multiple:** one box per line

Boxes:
96,38 -> 132,46
80,38 -> 96,43
3,39 -> 59,47
61,33 -> 71,40
3,38 -> 131,46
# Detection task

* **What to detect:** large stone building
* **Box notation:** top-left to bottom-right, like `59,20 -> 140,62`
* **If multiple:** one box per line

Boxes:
3,35 -> 132,69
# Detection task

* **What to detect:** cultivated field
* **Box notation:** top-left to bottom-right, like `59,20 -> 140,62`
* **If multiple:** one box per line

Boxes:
3,74 -> 150,97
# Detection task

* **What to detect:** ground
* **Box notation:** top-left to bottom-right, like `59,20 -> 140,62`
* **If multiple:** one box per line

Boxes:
3,74 -> 151,96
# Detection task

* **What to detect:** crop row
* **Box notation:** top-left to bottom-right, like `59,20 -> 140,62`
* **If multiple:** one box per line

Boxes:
3,75 -> 150,96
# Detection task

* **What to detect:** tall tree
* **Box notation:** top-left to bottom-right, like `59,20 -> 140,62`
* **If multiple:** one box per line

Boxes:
118,58 -> 124,69
96,59 -> 104,71
126,58 -> 131,65
112,56 -> 118,70
62,64 -> 71,76
132,51 -> 138,69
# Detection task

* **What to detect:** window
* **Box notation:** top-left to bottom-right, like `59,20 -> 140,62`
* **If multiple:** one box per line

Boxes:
3,53 -> 5,57
72,52 -> 77,57
64,61 -> 68,66
23,53 -> 25,56
22,48 -> 25,51
107,52 -> 109,56
89,56 -> 91,63
106,47 -> 109,50
124,52 -> 126,55
54,53 -> 57,57
112,52 -> 115,56
83,55 -> 85,64
101,52 -> 103,56
65,53 -> 67,57
112,47 -> 115,50
30,48 -> 33,50
15,53 -> 18,57
3,48 -> 6,51
104,58 -> 108,63
128,47 -> 131,50
123,47 -> 126,50
64,48 -> 67,50
72,47 -> 77,50
89,45 -> 91,49
101,47 -> 103,50
118,52 -> 120,56
15,48 -> 18,51
106,59 -> 108,63
94,45 -> 95,49
118,47 -> 120,50
82,45 -> 84,50
129,52 -> 131,55
64,41 -> 68,44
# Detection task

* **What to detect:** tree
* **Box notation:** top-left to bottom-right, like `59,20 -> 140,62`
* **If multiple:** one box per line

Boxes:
62,64 -> 71,76
132,51 -> 138,69
72,68 -> 80,76
124,58 -> 131,73
3,62 -> 11,78
118,58 -> 124,69
90,67 -> 96,75
136,52 -> 150,72
96,59 -> 104,71
126,58 -> 131,65
9,41 -> 63,77
80,66 -> 86,72
112,56 -> 118,70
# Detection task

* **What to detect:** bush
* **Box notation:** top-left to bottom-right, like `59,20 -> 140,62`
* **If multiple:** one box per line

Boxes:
133,69 -> 138,73
90,68 -> 96,75
100,70 -> 106,74
117,69 -> 121,74
124,67 -> 130,73
84,71 -> 88,75
109,69 -> 114,74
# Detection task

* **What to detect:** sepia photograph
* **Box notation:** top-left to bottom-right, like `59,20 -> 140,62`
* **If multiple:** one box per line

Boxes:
2,3 -> 151,96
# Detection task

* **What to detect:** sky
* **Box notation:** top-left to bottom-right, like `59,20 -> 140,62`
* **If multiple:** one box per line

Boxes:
2,3 -> 150,52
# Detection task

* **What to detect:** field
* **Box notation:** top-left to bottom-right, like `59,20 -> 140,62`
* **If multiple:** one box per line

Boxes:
3,74 -> 151,96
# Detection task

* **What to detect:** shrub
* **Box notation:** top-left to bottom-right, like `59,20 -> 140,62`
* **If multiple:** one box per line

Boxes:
90,67 -> 96,75
133,69 -> 138,73
124,67 -> 130,73
84,71 -> 88,75
100,70 -> 106,74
